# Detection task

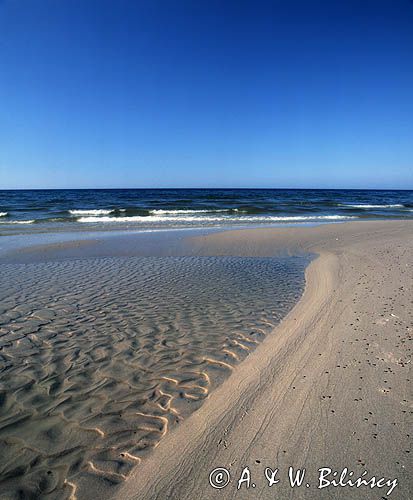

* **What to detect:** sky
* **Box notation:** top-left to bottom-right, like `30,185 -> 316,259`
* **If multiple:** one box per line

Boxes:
0,0 -> 412,189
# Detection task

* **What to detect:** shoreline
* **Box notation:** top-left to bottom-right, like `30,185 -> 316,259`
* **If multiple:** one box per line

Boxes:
0,218 -> 408,263
112,220 -> 412,499
0,220 -> 411,499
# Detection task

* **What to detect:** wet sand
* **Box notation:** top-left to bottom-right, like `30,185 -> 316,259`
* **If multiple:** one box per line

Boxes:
0,251 -> 309,498
114,220 -> 412,499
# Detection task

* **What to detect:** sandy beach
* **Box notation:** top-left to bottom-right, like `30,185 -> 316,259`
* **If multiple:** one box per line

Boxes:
112,220 -> 412,500
2,0 -> 412,497
0,220 -> 411,499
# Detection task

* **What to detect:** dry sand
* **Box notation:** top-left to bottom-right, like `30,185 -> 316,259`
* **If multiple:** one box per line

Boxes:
113,220 -> 412,499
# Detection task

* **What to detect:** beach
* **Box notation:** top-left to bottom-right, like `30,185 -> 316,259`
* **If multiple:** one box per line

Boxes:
2,0 -> 412,495
114,220 -> 412,499
0,220 -> 412,499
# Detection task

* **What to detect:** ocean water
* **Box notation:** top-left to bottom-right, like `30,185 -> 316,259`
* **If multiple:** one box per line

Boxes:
0,254 -> 310,497
0,188 -> 412,233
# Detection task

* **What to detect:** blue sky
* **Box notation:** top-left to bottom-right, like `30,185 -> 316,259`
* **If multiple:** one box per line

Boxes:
0,0 -> 412,189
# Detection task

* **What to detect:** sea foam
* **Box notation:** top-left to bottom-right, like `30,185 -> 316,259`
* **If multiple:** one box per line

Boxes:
0,219 -> 34,224
69,209 -> 114,215
77,214 -> 356,223
150,209 -> 231,214
341,204 -> 404,209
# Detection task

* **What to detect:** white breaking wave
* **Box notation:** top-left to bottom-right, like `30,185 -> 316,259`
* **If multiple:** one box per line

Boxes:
69,209 -> 114,216
150,209 -> 232,215
0,219 -> 34,224
341,204 -> 404,209
0,212 -> 7,217
78,214 -> 356,224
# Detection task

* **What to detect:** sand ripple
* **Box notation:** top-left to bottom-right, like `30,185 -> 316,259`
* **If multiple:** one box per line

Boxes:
0,256 -> 308,498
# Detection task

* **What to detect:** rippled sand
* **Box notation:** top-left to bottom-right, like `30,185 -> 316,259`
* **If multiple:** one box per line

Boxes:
0,255 -> 308,498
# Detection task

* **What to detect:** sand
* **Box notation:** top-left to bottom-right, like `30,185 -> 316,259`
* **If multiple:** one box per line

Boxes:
0,220 -> 411,499
0,252 -> 308,498
113,220 -> 412,499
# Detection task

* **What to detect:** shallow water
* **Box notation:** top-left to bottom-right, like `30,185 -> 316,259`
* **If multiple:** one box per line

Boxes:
0,254 -> 311,498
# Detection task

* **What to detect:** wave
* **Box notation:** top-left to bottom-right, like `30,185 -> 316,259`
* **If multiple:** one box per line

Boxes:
69,209 -> 115,216
340,204 -> 404,209
78,214 -> 356,224
0,212 -> 8,217
68,204 -> 408,219
149,209 -> 234,215
0,219 -> 34,224
71,208 -> 243,217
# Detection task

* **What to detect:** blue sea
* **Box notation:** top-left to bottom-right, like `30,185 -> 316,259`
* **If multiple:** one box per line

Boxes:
0,188 -> 412,234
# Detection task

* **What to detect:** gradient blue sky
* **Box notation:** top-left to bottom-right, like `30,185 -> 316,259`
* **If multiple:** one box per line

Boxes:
1,0 -> 412,189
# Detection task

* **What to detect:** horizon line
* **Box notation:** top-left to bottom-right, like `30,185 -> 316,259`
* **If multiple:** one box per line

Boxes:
1,186 -> 413,191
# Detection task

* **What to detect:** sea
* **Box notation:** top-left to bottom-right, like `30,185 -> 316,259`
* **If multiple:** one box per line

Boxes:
0,188 -> 412,234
